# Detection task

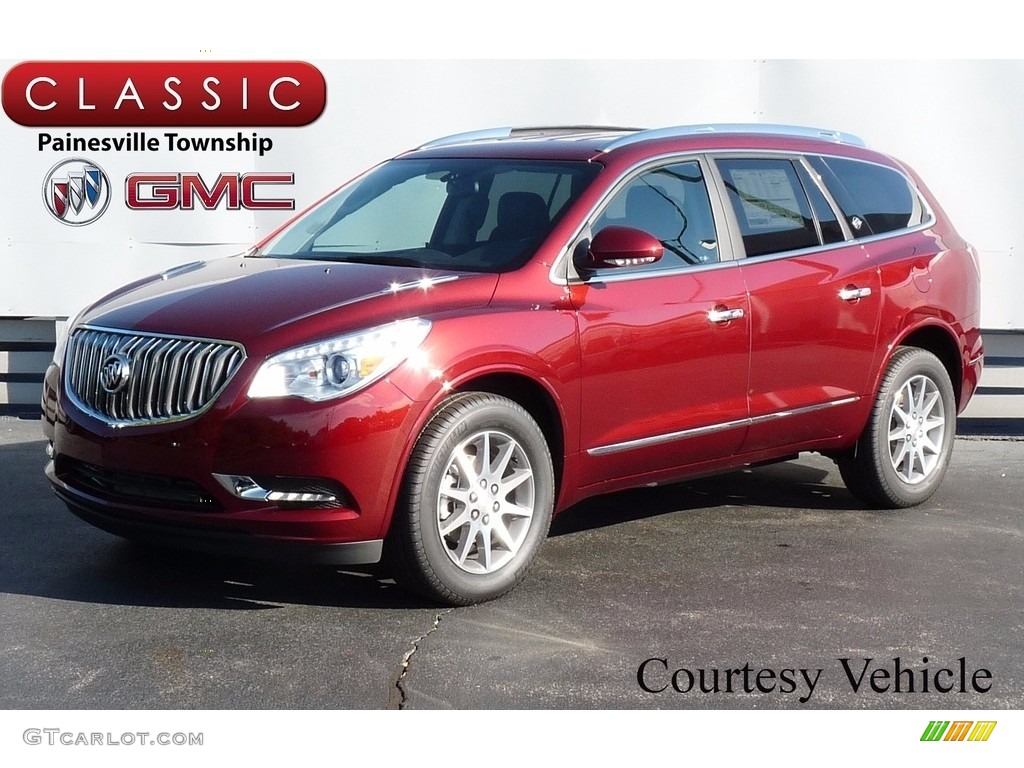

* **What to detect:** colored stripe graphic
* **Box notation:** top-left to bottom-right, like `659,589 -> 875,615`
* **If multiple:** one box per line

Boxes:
944,721 -> 973,741
968,722 -> 997,742
920,720 -> 996,742
921,721 -> 949,741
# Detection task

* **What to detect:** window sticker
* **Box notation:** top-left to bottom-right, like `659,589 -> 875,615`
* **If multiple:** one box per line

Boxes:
730,168 -> 803,231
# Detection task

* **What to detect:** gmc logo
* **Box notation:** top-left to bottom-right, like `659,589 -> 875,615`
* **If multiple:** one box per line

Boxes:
126,172 -> 295,211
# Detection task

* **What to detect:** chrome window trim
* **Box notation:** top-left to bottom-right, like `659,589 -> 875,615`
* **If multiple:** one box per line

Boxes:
708,150 -> 936,262
548,151 -> 738,287
710,148 -> 922,184
548,148 -> 934,287
736,219 -> 940,267
63,325 -> 247,429
567,258 -> 742,285
703,154 -> 746,263
710,152 -> 823,263
802,152 -> 936,238
587,396 -> 861,457
796,155 -> 854,242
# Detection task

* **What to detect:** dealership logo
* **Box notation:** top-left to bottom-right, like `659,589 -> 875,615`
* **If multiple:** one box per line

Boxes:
126,172 -> 295,211
920,720 -> 997,742
42,158 -> 111,226
3,61 -> 326,127
99,353 -> 131,394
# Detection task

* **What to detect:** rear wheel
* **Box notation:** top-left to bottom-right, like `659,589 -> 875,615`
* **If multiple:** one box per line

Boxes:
389,392 -> 554,605
838,347 -> 956,508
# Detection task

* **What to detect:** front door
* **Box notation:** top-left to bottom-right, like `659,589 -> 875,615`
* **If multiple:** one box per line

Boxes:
570,159 -> 751,487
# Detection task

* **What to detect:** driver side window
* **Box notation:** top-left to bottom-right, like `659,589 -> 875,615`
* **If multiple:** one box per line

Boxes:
593,161 -> 720,271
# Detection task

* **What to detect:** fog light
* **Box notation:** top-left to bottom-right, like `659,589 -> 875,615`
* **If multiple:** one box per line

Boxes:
213,473 -> 340,505
213,474 -> 270,501
266,490 -> 337,503
46,442 -> 54,459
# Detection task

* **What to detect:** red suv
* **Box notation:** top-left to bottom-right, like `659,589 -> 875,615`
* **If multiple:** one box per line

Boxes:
42,125 -> 984,605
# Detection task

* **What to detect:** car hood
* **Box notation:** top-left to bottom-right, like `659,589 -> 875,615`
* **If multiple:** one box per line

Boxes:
80,256 -> 498,353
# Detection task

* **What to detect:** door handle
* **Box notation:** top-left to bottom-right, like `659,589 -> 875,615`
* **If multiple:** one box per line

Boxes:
707,306 -> 745,324
838,286 -> 872,302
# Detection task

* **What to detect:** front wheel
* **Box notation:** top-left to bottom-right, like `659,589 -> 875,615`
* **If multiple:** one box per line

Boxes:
388,392 -> 554,605
838,347 -> 956,508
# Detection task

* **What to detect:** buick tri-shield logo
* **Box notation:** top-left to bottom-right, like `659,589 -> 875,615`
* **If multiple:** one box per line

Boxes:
42,158 -> 111,225
99,353 -> 131,394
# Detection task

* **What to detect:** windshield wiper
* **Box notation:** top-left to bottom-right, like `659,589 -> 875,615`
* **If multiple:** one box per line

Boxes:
335,254 -> 426,268
271,252 -> 430,268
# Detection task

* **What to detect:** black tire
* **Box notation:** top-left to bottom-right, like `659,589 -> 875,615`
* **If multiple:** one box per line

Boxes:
388,392 -> 554,605
838,347 -> 956,508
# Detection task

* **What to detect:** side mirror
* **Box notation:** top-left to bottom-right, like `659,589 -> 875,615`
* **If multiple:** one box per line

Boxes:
585,226 -> 664,269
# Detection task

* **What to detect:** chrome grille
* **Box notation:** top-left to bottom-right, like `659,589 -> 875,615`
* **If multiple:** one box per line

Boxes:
65,326 -> 245,427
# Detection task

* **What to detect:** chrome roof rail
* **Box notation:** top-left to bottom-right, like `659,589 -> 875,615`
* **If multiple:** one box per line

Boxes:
418,125 -> 641,149
600,123 -> 867,153
419,127 -> 514,149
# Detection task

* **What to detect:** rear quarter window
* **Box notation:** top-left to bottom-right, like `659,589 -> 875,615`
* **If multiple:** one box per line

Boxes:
808,156 -> 926,237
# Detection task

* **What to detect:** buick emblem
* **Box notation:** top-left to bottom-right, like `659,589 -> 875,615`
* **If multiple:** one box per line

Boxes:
42,158 -> 111,226
99,353 -> 131,394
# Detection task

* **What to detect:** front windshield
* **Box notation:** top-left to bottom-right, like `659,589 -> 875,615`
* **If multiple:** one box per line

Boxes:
259,157 -> 601,272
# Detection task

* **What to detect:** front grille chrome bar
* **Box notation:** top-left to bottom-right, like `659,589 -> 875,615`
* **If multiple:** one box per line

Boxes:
64,325 -> 246,428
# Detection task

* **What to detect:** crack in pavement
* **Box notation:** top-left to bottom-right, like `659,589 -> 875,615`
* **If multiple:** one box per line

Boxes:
388,609 -> 454,709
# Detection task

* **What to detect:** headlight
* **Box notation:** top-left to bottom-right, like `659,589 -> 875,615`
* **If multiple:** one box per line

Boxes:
247,318 -> 431,402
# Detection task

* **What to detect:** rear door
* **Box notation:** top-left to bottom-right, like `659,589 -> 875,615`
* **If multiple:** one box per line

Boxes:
711,155 -> 881,451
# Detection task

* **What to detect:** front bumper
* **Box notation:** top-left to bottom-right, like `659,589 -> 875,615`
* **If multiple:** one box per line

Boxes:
48,461 -> 384,564
43,361 -> 424,563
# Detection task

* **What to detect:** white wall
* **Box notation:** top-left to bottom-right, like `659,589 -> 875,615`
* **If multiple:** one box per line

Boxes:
758,60 -> 1022,329
1,60 -> 1019,328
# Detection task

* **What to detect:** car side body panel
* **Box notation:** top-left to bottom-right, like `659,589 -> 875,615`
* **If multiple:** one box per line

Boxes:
739,243 -> 882,452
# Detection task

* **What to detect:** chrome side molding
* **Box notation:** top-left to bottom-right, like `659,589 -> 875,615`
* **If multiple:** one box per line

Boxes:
588,396 -> 861,456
